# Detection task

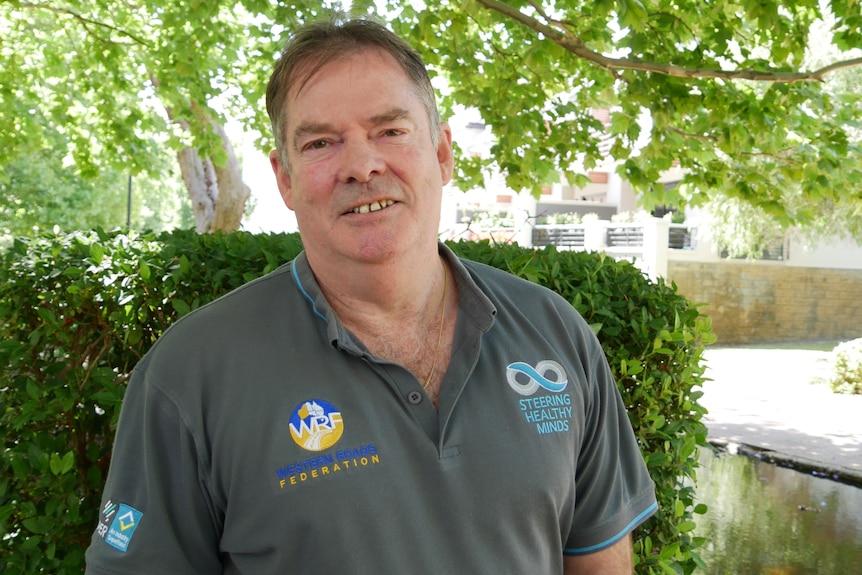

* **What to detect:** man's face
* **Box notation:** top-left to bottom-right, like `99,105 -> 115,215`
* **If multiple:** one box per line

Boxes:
270,48 -> 453,269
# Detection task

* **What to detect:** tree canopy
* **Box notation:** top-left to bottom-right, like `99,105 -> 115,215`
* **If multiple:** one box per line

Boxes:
1,0 -> 860,236
391,0 -> 862,230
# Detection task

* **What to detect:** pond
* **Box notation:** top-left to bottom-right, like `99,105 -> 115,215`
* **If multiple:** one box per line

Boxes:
693,448 -> 862,574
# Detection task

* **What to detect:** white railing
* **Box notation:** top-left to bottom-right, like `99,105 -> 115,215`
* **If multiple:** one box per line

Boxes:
529,220 -> 675,280
449,218 -> 695,281
447,215 -> 862,274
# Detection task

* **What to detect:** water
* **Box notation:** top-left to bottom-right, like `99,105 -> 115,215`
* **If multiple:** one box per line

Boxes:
693,448 -> 862,574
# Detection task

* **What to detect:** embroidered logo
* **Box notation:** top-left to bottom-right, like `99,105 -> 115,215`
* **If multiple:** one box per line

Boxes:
276,399 -> 382,490
507,360 -> 572,435
506,360 -> 568,395
288,399 -> 345,451
274,443 -> 381,489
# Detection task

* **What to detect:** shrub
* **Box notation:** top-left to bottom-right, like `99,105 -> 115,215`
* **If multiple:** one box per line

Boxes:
828,338 -> 862,395
1,230 -> 714,574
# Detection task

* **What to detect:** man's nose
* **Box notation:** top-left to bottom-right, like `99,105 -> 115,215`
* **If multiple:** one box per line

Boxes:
339,139 -> 386,183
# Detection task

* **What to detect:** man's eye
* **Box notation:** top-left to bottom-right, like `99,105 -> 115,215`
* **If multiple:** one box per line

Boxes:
304,140 -> 329,151
382,129 -> 404,137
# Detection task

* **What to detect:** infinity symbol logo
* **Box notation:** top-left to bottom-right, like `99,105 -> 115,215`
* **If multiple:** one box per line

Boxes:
506,360 -> 568,396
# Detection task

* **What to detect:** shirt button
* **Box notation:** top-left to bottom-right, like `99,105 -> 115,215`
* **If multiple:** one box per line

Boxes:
407,390 -> 423,405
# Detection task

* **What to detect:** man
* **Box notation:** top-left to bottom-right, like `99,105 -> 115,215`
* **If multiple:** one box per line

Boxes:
86,17 -> 656,574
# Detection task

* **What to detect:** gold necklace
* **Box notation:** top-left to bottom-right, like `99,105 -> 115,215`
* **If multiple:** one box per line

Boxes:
423,261 -> 448,392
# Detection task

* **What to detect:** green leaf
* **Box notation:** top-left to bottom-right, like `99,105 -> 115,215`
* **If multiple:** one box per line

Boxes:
680,436 -> 697,460
11,455 -> 29,479
172,298 -> 191,316
62,267 -> 84,279
61,451 -> 75,474
50,453 -> 62,476
22,516 -> 53,534
179,254 -> 191,274
90,243 -> 105,264
36,307 -> 57,324
675,520 -> 697,533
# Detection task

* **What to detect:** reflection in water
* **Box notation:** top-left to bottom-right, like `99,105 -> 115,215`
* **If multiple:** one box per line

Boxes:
694,448 -> 862,574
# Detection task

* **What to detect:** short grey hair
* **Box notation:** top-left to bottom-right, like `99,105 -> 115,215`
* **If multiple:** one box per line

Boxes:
266,17 -> 441,170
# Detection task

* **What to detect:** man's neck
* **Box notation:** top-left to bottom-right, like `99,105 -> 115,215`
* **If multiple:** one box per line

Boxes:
307,244 -> 456,407
307,246 -> 445,333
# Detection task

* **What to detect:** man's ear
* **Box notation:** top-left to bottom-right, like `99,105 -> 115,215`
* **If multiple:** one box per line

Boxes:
436,122 -> 454,186
269,150 -> 294,210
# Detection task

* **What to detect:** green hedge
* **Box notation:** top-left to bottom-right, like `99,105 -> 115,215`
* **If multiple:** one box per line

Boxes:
0,229 -> 715,574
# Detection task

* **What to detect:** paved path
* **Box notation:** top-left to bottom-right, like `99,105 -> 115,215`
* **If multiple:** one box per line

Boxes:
701,347 -> 862,485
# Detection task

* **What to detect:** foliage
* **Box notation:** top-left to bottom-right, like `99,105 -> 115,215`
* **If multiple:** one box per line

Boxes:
701,178 -> 862,260
388,0 -> 862,235
2,1 -> 862,237
536,211 -> 588,225
2,0 -> 265,177
0,0 -> 341,231
463,209 -> 518,228
700,196 -> 788,259
1,230 -> 714,574
828,338 -> 862,395
1,150 -> 128,239
0,135 -> 192,246
611,210 -> 662,223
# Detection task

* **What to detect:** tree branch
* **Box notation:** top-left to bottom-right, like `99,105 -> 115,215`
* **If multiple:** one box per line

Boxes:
665,127 -> 801,164
476,0 -> 862,83
17,1 -> 152,47
667,126 -> 714,143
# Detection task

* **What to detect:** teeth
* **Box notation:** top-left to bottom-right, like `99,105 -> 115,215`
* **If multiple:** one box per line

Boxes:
352,200 -> 394,214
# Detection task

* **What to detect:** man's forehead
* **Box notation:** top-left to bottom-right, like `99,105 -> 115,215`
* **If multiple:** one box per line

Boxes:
284,50 -> 427,134
287,47 -> 406,102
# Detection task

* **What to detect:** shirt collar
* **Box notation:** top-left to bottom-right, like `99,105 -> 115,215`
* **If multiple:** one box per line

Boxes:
290,243 -> 496,351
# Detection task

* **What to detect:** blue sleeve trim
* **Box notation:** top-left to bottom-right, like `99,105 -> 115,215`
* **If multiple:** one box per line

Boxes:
291,260 -> 328,323
564,501 -> 658,556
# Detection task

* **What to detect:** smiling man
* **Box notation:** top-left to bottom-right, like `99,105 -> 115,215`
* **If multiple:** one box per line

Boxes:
85,17 -> 657,575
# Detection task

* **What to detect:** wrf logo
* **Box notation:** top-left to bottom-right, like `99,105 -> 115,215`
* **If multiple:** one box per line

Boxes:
506,360 -> 568,396
289,399 -> 345,451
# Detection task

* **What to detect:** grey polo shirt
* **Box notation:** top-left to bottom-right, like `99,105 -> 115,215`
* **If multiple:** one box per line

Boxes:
86,244 -> 657,574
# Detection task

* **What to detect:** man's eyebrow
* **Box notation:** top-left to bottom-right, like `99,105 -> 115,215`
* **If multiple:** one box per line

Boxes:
292,122 -> 334,150
370,107 -> 412,125
291,108 -> 416,150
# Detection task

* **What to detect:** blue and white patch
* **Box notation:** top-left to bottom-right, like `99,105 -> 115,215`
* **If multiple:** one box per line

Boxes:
507,360 -> 573,435
104,503 -> 143,552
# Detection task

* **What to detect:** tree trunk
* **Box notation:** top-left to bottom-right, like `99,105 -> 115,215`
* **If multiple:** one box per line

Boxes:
176,121 -> 251,233
209,121 -> 251,233
177,147 -> 218,233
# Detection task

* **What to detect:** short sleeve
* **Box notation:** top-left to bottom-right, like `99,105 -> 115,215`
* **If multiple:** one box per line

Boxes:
564,342 -> 658,554
85,360 -> 223,574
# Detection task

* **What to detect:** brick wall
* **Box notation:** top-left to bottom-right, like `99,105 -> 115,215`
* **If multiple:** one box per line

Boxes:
667,260 -> 862,344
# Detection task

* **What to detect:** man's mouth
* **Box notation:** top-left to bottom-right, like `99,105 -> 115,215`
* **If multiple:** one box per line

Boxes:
350,199 -> 396,214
